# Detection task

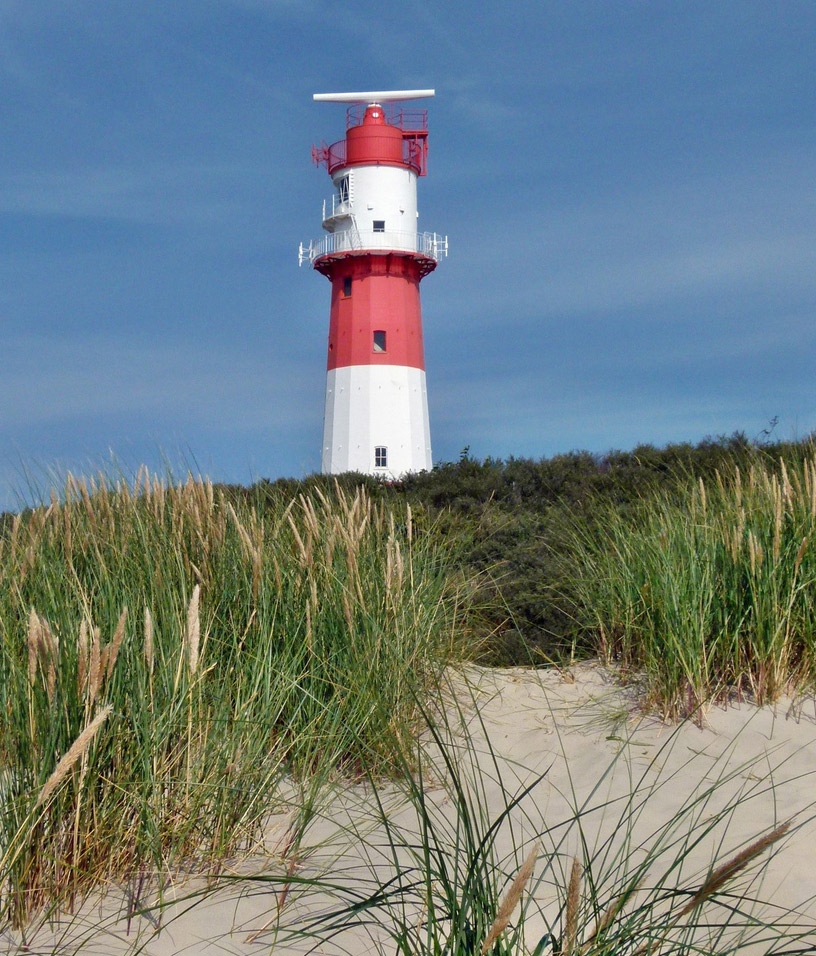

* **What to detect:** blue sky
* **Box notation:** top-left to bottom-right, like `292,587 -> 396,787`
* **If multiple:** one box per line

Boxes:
1,0 -> 814,509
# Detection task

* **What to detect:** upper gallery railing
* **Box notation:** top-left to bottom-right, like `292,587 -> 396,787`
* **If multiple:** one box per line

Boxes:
299,230 -> 448,266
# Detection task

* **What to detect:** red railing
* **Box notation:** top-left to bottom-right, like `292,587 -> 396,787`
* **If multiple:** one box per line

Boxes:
345,104 -> 428,132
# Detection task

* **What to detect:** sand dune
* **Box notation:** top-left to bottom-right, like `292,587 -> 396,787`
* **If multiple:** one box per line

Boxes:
10,664 -> 816,955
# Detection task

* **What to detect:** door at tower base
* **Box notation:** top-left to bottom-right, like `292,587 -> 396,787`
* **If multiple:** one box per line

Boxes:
322,364 -> 432,477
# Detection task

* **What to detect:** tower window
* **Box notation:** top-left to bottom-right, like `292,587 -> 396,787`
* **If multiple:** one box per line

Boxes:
373,220 -> 385,233
343,276 -> 352,297
337,175 -> 349,204
374,447 -> 388,468
373,330 -> 386,352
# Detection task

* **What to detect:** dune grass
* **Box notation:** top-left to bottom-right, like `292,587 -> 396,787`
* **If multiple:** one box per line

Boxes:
0,471 -> 469,929
182,673 -> 814,956
2,454 -> 816,952
566,456 -> 816,717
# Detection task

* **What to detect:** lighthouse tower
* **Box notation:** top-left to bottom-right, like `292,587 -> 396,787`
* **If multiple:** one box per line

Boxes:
299,90 -> 447,478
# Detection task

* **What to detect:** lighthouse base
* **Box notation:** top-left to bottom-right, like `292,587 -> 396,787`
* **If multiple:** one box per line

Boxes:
322,364 -> 432,478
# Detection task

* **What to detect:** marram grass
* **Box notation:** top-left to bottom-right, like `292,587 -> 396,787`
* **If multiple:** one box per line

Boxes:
0,471 -> 469,928
567,456 -> 816,717
218,676 -> 812,956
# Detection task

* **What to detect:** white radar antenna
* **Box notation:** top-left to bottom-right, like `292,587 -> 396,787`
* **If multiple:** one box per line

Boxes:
313,89 -> 434,103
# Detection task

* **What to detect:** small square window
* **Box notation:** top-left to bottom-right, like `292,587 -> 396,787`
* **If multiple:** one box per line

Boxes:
373,330 -> 386,352
374,446 -> 388,468
373,220 -> 385,233
343,276 -> 352,297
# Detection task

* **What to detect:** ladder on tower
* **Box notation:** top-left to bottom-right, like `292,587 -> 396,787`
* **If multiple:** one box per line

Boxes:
347,215 -> 363,250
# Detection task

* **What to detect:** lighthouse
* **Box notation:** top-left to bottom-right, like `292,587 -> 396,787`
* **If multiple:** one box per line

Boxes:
299,90 -> 447,478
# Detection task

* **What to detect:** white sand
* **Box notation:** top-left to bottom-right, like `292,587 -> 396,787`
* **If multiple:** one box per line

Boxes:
8,664 -> 816,955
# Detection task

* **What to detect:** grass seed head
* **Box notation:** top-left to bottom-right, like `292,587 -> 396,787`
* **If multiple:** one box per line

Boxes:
36,704 -> 113,807
88,626 -> 102,705
186,585 -> 201,674
27,607 -> 40,685
564,856 -> 582,956
77,618 -> 89,694
677,820 -> 791,918
480,843 -> 539,955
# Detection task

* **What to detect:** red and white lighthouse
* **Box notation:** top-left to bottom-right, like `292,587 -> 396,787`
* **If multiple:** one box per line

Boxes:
300,90 -> 447,478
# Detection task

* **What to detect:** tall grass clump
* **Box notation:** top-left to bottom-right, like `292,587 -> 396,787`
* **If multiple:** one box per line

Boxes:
233,681 -> 813,956
567,455 -> 816,716
0,470 -> 469,928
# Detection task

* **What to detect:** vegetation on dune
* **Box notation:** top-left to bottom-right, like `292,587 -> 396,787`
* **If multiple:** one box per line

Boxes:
1,433 -> 816,949
567,455 -> 816,717
0,472 -> 467,927
215,680 -> 811,956
247,433 -> 816,694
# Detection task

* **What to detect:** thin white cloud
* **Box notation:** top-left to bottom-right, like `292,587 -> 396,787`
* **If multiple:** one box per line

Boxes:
445,151 -> 816,321
0,333 -> 321,432
0,163 -> 272,225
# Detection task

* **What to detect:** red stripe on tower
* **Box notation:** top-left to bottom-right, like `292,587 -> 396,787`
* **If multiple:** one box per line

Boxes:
300,90 -> 447,478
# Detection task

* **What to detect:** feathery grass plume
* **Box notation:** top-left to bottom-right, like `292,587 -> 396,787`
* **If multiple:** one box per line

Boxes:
581,877 -> 644,953
676,819 -> 791,918
773,475 -> 783,560
186,584 -> 201,675
300,493 -> 320,540
78,477 -> 96,530
27,609 -> 57,700
36,705 -> 113,807
286,511 -> 306,565
76,618 -> 89,695
226,501 -> 253,556
88,625 -> 102,706
39,614 -> 57,661
562,856 -> 582,956
479,842 -> 539,955
748,530 -> 761,577
323,523 -> 337,566
794,535 -> 808,573
106,606 -> 128,679
27,607 -> 40,685
780,457 -> 792,504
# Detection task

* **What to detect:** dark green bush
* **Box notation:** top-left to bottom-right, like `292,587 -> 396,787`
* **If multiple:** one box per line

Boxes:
239,433 -> 816,666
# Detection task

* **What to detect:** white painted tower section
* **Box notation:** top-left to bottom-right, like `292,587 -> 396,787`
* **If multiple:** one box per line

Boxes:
325,166 -> 419,254
322,366 -> 432,477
